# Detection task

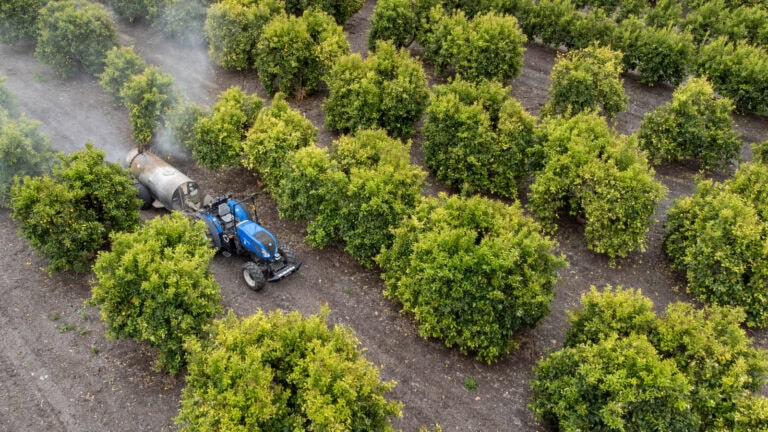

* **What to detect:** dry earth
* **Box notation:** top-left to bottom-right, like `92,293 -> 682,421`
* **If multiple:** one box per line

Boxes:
2,1 -> 768,431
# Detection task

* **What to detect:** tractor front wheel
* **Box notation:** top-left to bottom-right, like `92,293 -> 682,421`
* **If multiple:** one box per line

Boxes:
242,261 -> 266,291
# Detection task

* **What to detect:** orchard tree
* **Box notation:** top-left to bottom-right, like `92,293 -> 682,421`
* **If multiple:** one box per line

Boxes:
35,0 -> 118,78
255,8 -> 350,96
120,66 -> 178,143
10,144 -> 140,272
696,37 -> 768,114
423,78 -> 536,198
637,77 -> 741,171
532,286 -> 768,431
176,307 -> 401,431
523,0 -> 577,48
421,8 -> 527,82
0,74 -> 20,118
367,0 -> 418,49
98,46 -> 148,105
323,40 -> 429,137
0,112 -> 58,207
90,212 -> 221,374
165,100 -> 206,150
150,0 -> 211,45
284,0 -> 364,24
191,86 -> 263,169
377,193 -> 566,363
242,93 -> 318,190
665,163 -> 768,327
104,0 -> 150,22
542,44 -> 628,118
0,0 -> 48,43
204,0 -> 283,70
528,112 -> 666,261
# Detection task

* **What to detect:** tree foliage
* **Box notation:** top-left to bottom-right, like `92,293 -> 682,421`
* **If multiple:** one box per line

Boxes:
284,0 -> 364,24
255,8 -> 350,96
104,0 -> 150,23
377,193 -> 566,362
696,37 -> 768,114
665,163 -> 768,327
35,0 -> 118,78
532,286 -> 768,431
542,44 -> 628,119
637,77 -> 741,170
204,0 -> 283,70
528,112 -> 666,261
120,66 -> 178,143
0,0 -> 48,43
176,307 -> 402,431
423,78 -> 537,198
0,112 -> 58,207
0,74 -> 20,119
242,93 -> 317,190
323,40 -> 429,138
421,8 -> 526,82
98,46 -> 148,106
367,0 -> 418,49
90,212 -> 221,374
191,86 -> 263,169
10,144 -> 140,272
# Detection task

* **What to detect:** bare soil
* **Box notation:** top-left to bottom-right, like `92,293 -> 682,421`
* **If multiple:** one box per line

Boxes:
2,2 -> 768,431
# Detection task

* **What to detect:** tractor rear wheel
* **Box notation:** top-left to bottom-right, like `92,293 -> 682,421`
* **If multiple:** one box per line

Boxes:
242,261 -> 266,291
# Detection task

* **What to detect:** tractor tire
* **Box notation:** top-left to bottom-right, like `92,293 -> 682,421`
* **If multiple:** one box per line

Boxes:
134,182 -> 153,210
242,261 -> 266,291
195,214 -> 222,250
279,245 -> 296,262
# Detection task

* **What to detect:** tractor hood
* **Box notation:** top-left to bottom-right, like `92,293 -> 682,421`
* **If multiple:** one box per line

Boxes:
237,221 -> 278,259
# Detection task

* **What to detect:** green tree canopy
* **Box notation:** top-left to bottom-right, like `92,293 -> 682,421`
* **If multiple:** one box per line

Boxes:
120,65 -> 178,143
176,307 -> 402,431
0,0 -> 49,43
90,212 -> 221,373
10,144 -> 140,272
98,46 -> 148,106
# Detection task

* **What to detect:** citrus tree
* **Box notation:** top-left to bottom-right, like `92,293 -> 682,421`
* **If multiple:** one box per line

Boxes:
284,0 -> 364,24
665,162 -> 768,327
423,77 -> 537,198
120,65 -> 178,143
176,307 -> 401,431
532,286 -> 768,431
0,74 -> 19,118
0,0 -> 48,43
191,86 -> 264,169
367,0 -> 418,49
242,93 -> 317,190
90,212 -> 221,373
35,0 -> 118,78
10,144 -> 140,272
98,46 -> 148,105
528,112 -> 666,261
637,77 -> 741,170
0,111 -> 58,207
323,40 -> 429,137
542,44 -> 628,118
377,193 -> 566,363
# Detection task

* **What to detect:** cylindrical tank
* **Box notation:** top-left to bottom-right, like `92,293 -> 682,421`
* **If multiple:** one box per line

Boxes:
125,147 -> 201,212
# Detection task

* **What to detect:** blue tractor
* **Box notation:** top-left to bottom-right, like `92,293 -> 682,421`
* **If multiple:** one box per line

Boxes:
195,194 -> 301,290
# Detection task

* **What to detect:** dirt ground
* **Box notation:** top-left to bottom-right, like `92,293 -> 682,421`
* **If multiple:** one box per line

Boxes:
2,1 -> 768,431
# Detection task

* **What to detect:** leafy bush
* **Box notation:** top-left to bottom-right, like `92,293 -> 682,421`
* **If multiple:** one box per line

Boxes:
0,113 -> 58,207
612,16 -> 695,86
568,7 -> 616,49
542,44 -> 628,119
98,46 -> 148,106
423,78 -> 537,198
10,144 -> 140,272
377,193 -> 566,363
149,0 -> 211,45
35,0 -> 118,78
176,307 -> 401,431
204,0 -> 283,70
323,40 -> 429,137
643,0 -> 682,29
242,93 -> 317,190
528,112 -> 666,261
421,8 -> 527,82
165,100 -> 207,150
696,37 -> 768,114
683,1 -> 768,47
255,8 -> 350,96
90,212 -> 221,374
191,86 -> 263,169
533,286 -> 768,431
367,0 -> 418,49
524,0 -> 577,48
284,0 -> 364,24
104,0 -> 150,23
0,74 -> 20,118
637,77 -> 741,170
665,163 -> 768,326
0,0 -> 48,43
120,66 -> 178,143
